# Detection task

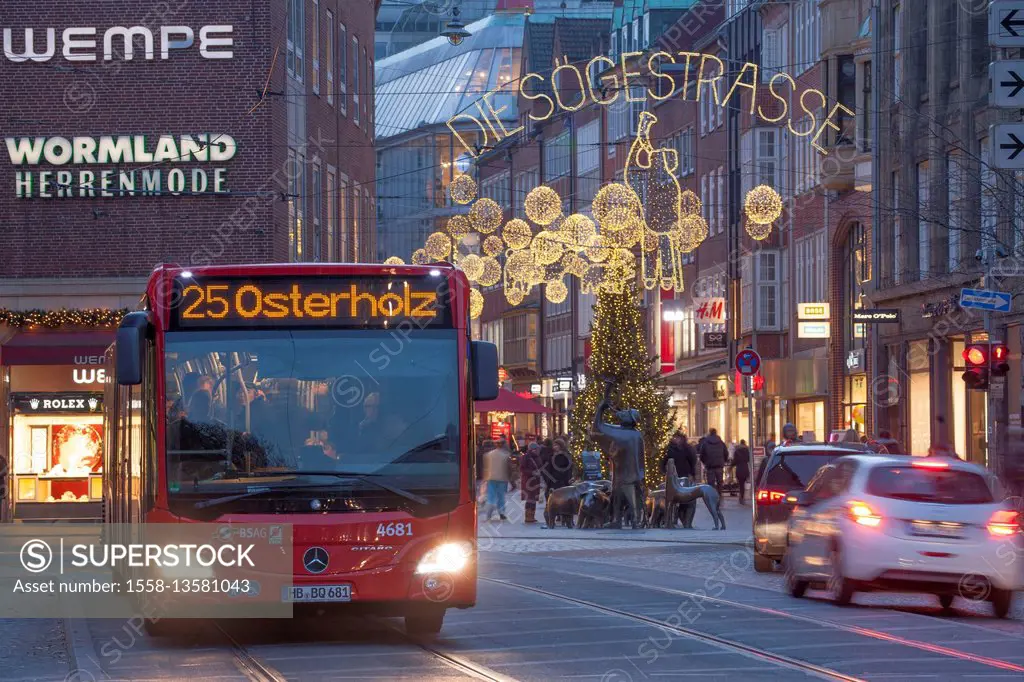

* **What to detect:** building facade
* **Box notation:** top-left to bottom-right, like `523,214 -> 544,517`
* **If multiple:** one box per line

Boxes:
0,0 -> 378,520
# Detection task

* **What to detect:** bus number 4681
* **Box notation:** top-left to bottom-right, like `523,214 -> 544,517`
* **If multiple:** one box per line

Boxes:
377,522 -> 413,537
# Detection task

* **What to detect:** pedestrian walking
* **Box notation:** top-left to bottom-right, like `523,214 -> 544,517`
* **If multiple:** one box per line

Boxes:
550,438 -> 573,490
538,438 -> 554,503
481,440 -> 511,521
660,431 -> 696,480
697,428 -> 728,494
732,439 -> 751,504
520,443 -> 543,523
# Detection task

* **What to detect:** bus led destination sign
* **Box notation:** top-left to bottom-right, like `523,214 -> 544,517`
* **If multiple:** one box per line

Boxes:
170,277 -> 451,329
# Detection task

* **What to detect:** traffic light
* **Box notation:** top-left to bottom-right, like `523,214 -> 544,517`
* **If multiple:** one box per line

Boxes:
992,343 -> 1011,377
962,343 -> 989,390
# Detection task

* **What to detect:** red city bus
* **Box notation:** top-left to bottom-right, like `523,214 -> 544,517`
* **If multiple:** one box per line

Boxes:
103,263 -> 498,635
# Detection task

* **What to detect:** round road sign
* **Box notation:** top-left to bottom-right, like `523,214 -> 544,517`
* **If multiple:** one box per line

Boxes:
736,349 -> 761,376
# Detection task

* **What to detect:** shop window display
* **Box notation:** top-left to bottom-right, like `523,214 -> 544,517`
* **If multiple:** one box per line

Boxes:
11,402 -> 104,504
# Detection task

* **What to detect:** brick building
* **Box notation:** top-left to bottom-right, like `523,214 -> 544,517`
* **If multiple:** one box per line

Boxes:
0,0 -> 378,521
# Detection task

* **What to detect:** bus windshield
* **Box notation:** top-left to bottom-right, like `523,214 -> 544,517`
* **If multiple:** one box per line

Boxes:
163,329 -> 460,493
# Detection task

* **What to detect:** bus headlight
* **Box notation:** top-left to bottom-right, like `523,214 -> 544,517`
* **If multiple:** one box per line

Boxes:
416,541 -> 474,574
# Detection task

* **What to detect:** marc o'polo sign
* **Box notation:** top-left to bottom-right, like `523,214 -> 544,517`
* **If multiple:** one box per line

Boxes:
6,134 -> 236,199
851,309 -> 901,324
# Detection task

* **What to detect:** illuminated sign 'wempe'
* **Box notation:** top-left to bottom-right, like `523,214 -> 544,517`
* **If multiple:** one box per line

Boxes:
170,277 -> 450,329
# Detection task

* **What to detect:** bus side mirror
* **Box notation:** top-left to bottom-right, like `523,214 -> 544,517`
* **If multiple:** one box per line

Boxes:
470,341 -> 499,401
116,311 -> 151,386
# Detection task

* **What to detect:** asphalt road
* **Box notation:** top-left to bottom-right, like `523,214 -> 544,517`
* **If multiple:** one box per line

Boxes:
6,537 -> 1024,681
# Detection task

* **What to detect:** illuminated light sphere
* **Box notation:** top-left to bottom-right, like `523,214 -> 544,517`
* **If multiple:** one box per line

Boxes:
383,256 -> 405,265
677,214 -> 709,253
505,249 -> 536,283
592,183 -> 641,230
469,197 -> 503,234
502,218 -> 533,250
557,213 -> 597,249
506,287 -> 526,306
449,174 -> 478,205
524,186 -> 562,226
446,214 -> 471,239
460,253 -> 484,281
584,234 -> 613,263
531,230 -> 564,266
425,232 -> 451,260
482,235 -> 504,257
680,189 -> 702,216
469,288 -> 484,319
745,218 -> 774,241
545,279 -> 569,304
744,184 -> 783,225
560,251 -> 588,278
411,248 -> 429,265
478,257 -> 502,286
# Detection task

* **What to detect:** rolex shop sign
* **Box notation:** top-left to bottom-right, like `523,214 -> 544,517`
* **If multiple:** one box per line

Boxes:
6,134 -> 236,198
13,393 -> 103,413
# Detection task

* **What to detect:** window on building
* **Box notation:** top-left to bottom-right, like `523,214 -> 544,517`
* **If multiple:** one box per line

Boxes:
860,60 -> 871,151
363,46 -> 369,123
893,4 -> 902,95
288,149 -> 304,261
339,174 -> 349,260
339,23 -> 348,114
761,27 -> 779,82
836,55 -> 856,145
629,86 -> 647,135
515,168 -> 539,214
312,0 -> 320,94
701,174 -> 708,234
981,139 -> 997,252
716,166 -> 725,234
544,131 -> 571,180
312,161 -> 322,262
325,10 -> 334,105
577,119 -> 601,202
326,168 -> 337,261
352,186 -> 360,262
948,151 -> 961,271
675,127 -> 694,175
286,0 -> 304,81
353,36 -> 361,126
917,161 -> 929,279
893,171 -> 902,285
757,251 -> 781,330
794,0 -> 820,74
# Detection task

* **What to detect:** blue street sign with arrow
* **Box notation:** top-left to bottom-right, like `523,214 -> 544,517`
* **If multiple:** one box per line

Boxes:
991,61 -> 1024,107
991,1 -> 1024,47
960,288 -> 1012,313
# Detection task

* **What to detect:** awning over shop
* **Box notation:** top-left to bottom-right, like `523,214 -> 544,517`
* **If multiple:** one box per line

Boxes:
475,388 -> 553,414
661,353 -> 729,386
0,331 -> 114,366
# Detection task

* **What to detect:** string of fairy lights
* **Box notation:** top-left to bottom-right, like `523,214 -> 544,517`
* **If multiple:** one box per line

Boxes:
0,308 -> 129,329
386,169 -> 783,319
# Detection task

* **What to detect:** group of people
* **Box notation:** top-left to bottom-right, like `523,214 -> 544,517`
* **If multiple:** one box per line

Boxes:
660,428 -> 752,502
476,437 -> 574,522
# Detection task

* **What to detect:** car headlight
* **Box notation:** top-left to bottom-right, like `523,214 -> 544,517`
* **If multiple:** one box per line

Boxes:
416,541 -> 474,574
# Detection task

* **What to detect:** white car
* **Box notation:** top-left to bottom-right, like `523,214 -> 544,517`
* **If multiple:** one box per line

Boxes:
783,454 -> 1024,618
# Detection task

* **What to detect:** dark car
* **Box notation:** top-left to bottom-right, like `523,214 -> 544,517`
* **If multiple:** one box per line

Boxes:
753,443 -> 868,572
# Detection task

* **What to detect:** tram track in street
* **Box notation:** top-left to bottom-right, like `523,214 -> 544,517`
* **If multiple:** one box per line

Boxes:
215,623 -> 290,682
483,558 -> 1024,676
374,617 -> 517,681
480,577 -> 866,682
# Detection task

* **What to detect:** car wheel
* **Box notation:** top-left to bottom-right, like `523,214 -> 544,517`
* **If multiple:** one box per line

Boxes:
784,559 -> 808,598
754,552 -> 775,573
990,588 -> 1014,619
405,609 -> 445,635
937,594 -> 954,612
827,545 -> 855,606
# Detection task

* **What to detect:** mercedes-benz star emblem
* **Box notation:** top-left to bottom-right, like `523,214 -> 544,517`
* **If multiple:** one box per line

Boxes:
303,547 -> 329,574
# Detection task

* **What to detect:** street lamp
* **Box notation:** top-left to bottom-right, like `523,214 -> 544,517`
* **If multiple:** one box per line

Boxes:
441,7 -> 471,46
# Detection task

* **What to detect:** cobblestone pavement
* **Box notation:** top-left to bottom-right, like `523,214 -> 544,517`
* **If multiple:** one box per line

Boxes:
0,618 -> 69,682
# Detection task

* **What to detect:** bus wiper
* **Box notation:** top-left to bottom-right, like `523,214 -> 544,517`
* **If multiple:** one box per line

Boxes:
295,471 -> 430,506
399,434 -> 450,457
193,485 -> 302,509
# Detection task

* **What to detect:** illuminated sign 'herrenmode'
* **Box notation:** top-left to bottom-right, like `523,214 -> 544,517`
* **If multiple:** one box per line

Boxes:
170,277 -> 451,329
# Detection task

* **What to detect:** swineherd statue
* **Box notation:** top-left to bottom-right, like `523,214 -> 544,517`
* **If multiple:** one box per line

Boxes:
590,380 -> 644,529
665,458 -> 726,530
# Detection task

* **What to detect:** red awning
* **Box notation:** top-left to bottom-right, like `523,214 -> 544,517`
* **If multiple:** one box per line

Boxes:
475,388 -> 552,414
0,331 -> 115,366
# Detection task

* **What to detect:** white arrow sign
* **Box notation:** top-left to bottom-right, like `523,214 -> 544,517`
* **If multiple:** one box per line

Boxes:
991,124 -> 1024,169
991,61 -> 1024,107
991,1 -> 1024,47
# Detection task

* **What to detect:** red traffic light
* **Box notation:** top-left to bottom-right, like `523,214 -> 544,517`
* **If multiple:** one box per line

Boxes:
963,344 -> 988,367
992,344 -> 1009,362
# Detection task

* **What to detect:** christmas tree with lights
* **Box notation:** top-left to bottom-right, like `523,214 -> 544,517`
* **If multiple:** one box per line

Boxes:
569,283 -> 675,490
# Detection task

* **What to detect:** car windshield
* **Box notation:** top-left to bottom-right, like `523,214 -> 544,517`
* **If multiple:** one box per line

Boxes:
866,466 -> 994,504
164,329 -> 460,492
764,453 -> 839,490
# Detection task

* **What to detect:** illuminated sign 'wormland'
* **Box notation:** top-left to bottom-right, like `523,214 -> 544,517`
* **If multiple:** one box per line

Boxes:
5,134 -> 236,198
448,52 -> 854,157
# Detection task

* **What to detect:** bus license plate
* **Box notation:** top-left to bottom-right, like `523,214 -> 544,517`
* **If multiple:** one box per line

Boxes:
283,584 -> 352,602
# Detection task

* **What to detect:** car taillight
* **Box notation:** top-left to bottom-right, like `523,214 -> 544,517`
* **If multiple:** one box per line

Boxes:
988,510 -> 1020,537
848,501 -> 882,527
756,489 -> 785,505
911,458 -> 950,469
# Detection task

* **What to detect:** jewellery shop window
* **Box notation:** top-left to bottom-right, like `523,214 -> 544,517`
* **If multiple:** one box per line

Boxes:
10,393 -> 104,503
